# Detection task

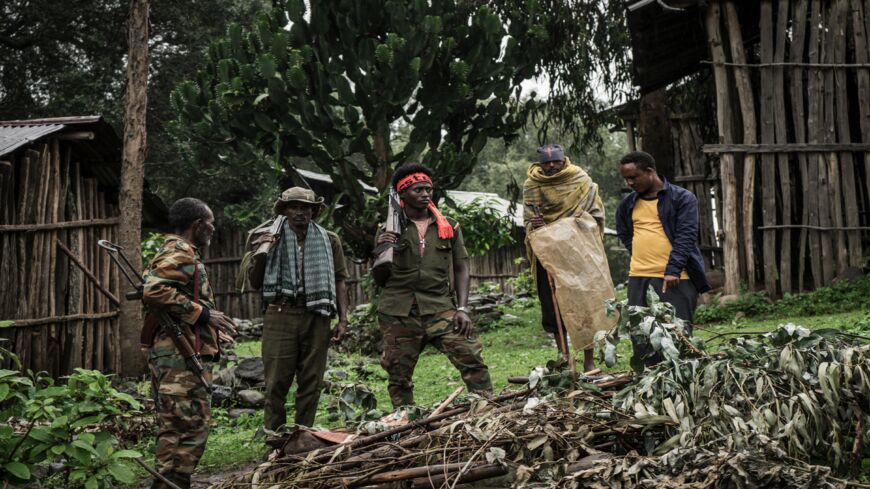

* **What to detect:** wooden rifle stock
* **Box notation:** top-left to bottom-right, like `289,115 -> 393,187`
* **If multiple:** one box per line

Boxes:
253,215 -> 287,257
372,189 -> 401,286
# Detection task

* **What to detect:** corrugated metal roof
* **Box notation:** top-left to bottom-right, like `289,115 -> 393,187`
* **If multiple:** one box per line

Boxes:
0,123 -> 67,158
0,116 -> 104,158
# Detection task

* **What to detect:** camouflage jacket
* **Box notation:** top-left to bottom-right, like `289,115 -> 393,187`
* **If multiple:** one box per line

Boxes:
143,234 -> 219,359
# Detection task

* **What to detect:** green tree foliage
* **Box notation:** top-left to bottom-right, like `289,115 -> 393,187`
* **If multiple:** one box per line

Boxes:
171,0 -> 550,250
170,1 -> 634,252
0,0 -> 269,202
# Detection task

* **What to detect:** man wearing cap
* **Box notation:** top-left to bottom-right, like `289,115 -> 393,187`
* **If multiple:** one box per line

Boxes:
244,187 -> 349,429
374,163 -> 492,407
523,144 -> 606,372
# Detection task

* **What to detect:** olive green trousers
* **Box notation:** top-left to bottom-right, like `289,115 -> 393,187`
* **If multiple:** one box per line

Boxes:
262,303 -> 331,429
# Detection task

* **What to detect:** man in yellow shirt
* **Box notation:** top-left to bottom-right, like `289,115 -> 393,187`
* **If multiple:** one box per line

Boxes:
616,151 -> 711,362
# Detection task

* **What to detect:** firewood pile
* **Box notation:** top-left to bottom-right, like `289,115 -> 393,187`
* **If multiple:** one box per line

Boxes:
210,295 -> 869,488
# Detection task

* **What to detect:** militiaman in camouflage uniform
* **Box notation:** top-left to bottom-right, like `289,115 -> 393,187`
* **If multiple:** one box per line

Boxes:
143,234 -> 217,489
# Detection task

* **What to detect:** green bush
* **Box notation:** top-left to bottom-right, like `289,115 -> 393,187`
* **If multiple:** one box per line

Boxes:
441,197 -> 515,257
506,257 -> 535,296
695,276 -> 870,324
0,343 -> 142,488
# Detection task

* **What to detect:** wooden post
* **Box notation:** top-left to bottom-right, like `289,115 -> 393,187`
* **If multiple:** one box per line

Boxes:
759,0 -> 779,298
706,1 -> 740,295
789,0 -> 811,291
118,0 -> 149,376
772,0 -> 793,294
724,1 -> 757,289
806,0 -> 827,288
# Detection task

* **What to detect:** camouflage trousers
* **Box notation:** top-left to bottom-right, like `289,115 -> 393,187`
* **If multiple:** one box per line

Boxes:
379,307 -> 492,407
148,349 -> 212,489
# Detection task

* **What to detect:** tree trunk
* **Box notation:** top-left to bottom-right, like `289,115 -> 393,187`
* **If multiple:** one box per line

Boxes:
639,89 -> 675,181
371,121 -> 392,191
118,0 -> 149,377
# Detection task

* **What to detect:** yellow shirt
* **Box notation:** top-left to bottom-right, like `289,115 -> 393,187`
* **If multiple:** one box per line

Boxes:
629,198 -> 689,279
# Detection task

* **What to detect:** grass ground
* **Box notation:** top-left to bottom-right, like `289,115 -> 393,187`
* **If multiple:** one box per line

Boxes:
129,295 -> 870,483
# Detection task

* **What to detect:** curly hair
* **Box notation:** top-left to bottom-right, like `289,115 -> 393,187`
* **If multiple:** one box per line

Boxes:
619,151 -> 657,171
391,163 -> 434,189
168,197 -> 212,233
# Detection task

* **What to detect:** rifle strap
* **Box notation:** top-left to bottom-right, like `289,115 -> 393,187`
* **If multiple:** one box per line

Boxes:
193,262 -> 202,354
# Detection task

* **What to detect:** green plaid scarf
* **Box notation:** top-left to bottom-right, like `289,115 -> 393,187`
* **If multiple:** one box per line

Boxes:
262,220 -> 336,317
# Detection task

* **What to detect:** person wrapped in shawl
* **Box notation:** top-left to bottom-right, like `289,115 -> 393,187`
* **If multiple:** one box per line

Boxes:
523,144 -> 605,371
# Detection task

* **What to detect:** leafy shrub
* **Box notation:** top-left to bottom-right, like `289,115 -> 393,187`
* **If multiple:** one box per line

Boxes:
506,257 -> 535,296
695,275 -> 870,324
0,343 -> 142,488
441,197 -> 515,256
140,231 -> 165,264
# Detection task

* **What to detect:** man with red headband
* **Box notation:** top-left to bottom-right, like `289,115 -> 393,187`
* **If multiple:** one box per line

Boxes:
374,164 -> 492,407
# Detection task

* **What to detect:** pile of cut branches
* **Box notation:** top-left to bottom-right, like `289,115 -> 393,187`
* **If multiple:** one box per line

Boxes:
212,292 -> 869,488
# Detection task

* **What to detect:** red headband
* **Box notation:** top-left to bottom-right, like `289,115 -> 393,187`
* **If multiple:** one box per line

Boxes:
396,173 -> 433,192
394,172 -> 453,239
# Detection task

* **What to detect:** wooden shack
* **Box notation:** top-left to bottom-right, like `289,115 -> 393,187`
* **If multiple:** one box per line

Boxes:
625,0 -> 870,296
0,116 -> 165,376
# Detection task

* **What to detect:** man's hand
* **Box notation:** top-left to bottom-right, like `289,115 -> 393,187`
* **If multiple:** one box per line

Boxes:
258,233 -> 278,244
208,310 -> 237,336
530,215 -> 545,229
218,329 -> 235,344
376,231 -> 400,244
453,310 -> 473,339
331,319 -> 348,343
662,274 -> 681,294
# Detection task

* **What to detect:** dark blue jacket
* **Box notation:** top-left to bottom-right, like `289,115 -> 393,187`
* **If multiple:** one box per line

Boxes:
616,179 -> 711,293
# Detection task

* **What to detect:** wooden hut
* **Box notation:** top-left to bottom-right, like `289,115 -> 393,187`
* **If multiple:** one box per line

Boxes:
625,0 -> 870,296
0,116 -> 165,376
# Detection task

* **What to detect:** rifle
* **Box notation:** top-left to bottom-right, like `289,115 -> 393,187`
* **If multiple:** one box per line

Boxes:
97,240 -> 211,392
253,215 -> 287,258
371,188 -> 403,287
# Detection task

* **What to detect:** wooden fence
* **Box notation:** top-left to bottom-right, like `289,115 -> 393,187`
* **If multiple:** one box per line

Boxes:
705,0 -> 870,296
200,228 -> 529,320
0,140 -> 121,376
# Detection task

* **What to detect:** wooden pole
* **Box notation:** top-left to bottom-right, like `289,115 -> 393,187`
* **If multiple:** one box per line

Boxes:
772,0 -> 793,294
706,1 -> 740,295
807,0 -> 826,288
724,0 -> 757,289
789,0 -> 810,291
118,0 -> 149,376
759,0 -> 779,298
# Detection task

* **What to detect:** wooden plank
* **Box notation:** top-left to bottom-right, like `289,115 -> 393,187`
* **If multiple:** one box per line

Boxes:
706,1 -> 740,295
725,0 -> 758,288
818,1 -> 836,283
773,0 -> 792,294
790,0 -> 811,291
759,0 -> 778,298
